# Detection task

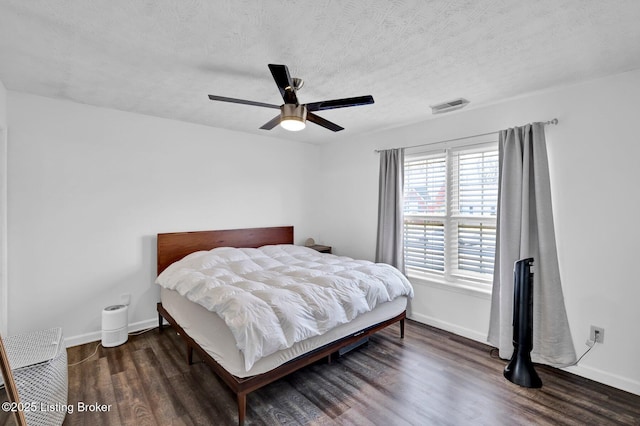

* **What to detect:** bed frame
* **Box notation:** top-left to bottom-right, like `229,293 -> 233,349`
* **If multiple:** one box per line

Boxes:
156,226 -> 406,425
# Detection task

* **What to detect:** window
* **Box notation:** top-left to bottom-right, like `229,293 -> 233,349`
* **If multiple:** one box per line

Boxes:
403,143 -> 498,286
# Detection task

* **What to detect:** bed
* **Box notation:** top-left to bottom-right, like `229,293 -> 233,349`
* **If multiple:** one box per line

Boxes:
155,226 -> 412,425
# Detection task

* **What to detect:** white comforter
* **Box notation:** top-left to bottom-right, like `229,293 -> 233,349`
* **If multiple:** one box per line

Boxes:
156,244 -> 413,370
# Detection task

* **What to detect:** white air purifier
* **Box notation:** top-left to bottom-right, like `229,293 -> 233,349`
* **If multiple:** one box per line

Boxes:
101,304 -> 128,347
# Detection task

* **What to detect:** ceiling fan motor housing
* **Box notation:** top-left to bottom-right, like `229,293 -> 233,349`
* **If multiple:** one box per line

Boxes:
281,104 -> 307,121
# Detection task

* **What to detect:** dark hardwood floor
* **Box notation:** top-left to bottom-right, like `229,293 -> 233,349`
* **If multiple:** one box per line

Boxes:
34,321 -> 640,425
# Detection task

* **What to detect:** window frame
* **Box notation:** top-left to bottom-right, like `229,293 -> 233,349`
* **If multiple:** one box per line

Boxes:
403,141 -> 498,292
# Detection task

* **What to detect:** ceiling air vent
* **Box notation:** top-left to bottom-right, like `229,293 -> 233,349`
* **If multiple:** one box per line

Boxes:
430,98 -> 470,114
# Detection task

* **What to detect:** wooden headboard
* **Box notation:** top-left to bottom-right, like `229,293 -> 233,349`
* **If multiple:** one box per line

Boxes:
156,226 -> 294,275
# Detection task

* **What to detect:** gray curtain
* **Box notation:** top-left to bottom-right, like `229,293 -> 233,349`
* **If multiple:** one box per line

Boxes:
375,148 -> 405,272
487,123 -> 576,366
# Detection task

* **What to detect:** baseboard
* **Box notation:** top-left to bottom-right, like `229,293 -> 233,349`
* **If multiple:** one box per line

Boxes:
409,312 -> 640,397
564,363 -> 640,396
409,312 -> 488,344
64,317 -> 164,348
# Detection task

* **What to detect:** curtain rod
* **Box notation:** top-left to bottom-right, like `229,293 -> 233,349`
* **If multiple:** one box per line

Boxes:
374,118 -> 558,153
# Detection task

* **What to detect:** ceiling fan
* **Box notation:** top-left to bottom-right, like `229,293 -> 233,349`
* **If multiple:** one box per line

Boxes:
208,64 -> 374,132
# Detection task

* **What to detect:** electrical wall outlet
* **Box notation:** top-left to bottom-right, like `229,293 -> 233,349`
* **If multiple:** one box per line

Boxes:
590,325 -> 604,343
121,293 -> 131,306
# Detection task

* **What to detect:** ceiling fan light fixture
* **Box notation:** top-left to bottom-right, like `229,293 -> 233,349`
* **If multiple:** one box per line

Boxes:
280,104 -> 307,131
281,118 -> 305,131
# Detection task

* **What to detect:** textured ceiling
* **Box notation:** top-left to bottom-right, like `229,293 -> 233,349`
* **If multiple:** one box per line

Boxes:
1,1 -> 640,143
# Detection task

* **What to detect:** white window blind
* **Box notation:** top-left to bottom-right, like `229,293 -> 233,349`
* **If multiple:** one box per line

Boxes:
453,221 -> 496,275
404,219 -> 445,272
403,153 -> 446,273
450,147 -> 498,277
451,149 -> 499,217
403,155 -> 446,216
403,143 -> 498,285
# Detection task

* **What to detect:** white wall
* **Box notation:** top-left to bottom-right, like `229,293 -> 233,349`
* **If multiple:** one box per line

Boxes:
0,80 -> 6,127
316,69 -> 640,395
0,79 -> 7,336
7,92 -> 319,345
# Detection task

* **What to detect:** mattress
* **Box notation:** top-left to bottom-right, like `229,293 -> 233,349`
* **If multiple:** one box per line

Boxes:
160,287 -> 407,378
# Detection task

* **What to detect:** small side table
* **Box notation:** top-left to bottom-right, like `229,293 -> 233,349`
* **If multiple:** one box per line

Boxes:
308,244 -> 332,254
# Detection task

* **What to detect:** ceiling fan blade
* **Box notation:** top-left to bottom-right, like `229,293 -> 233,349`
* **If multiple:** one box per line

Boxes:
268,64 -> 299,105
259,115 -> 281,130
307,112 -> 344,132
208,94 -> 280,109
306,95 -> 374,112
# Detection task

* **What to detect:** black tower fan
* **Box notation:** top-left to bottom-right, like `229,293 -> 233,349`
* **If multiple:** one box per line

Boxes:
504,257 -> 542,388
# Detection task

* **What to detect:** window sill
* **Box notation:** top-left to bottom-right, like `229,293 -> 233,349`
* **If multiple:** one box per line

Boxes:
407,272 -> 492,300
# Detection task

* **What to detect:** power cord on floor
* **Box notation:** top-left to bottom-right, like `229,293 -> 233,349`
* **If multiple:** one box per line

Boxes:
67,326 -> 157,367
557,339 -> 597,368
488,340 -> 598,367
127,326 -> 156,336
67,342 -> 101,367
